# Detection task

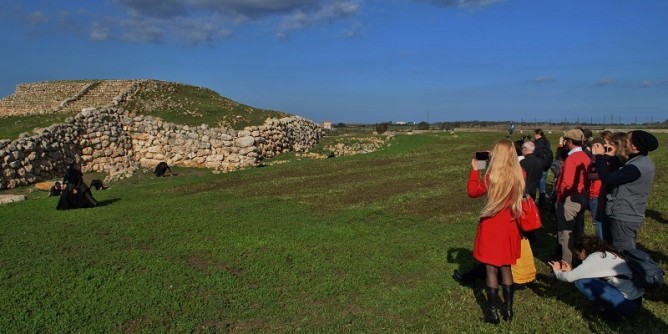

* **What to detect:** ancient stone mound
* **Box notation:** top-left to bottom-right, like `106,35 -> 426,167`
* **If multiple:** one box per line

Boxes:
0,80 -> 143,116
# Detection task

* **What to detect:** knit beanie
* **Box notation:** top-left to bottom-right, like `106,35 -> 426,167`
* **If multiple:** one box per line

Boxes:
630,130 -> 658,152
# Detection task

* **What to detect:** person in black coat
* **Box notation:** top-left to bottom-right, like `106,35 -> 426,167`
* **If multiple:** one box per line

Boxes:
57,163 -> 98,210
153,162 -> 173,177
520,141 -> 543,200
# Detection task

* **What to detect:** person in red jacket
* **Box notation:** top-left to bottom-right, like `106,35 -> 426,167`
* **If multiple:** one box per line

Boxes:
554,129 -> 591,265
468,139 -> 525,324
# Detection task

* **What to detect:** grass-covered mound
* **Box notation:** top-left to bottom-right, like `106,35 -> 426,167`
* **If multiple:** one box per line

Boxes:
123,81 -> 289,129
0,80 -> 290,140
1,131 -> 667,332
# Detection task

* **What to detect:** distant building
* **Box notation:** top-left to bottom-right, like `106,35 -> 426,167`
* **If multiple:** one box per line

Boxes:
323,121 -> 332,130
395,121 -> 407,125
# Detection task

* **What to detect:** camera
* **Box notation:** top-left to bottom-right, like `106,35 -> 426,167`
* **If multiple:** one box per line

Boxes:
475,151 -> 490,169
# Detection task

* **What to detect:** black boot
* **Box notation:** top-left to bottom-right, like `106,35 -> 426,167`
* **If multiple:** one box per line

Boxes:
484,287 -> 500,325
501,284 -> 514,322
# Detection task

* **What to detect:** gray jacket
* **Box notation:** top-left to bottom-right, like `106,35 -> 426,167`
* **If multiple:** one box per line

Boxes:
606,155 -> 655,223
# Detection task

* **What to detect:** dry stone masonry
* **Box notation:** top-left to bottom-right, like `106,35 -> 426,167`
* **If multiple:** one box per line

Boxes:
0,107 -> 322,189
0,80 -> 144,116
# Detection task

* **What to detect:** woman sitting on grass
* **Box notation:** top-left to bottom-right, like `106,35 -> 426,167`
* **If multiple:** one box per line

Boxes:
57,163 -> 98,210
548,235 -> 644,317
467,139 -> 525,324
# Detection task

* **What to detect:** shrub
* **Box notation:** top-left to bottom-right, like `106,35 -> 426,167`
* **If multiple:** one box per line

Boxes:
375,122 -> 389,134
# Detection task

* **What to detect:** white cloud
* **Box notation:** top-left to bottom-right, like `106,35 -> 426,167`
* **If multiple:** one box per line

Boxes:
639,80 -> 667,88
345,22 -> 364,38
27,11 -> 49,25
593,77 -> 615,87
531,76 -> 556,83
89,22 -> 110,41
417,0 -> 506,9
11,0 -> 500,44
277,1 -> 361,39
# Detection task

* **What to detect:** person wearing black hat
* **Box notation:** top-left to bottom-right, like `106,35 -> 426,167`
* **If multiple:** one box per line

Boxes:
592,130 -> 658,252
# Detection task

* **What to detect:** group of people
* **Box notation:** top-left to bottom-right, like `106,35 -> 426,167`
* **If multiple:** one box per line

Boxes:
50,161 -> 174,210
461,127 -> 659,324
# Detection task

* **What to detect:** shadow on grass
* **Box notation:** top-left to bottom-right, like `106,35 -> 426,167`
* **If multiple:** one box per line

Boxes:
529,273 -> 668,332
96,198 -> 121,207
636,242 -> 668,305
646,209 -> 668,225
446,247 -> 478,274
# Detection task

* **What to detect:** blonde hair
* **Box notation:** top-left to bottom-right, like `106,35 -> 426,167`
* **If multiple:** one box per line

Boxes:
611,132 -> 629,163
481,139 -> 525,219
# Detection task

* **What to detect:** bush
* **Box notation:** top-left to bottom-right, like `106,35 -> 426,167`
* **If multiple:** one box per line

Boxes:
417,121 -> 430,130
375,122 -> 389,134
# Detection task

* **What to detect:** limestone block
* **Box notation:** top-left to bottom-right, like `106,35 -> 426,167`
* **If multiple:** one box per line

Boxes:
238,146 -> 257,156
235,136 -> 255,148
147,146 -> 161,154
0,194 -> 27,205
226,153 -> 240,163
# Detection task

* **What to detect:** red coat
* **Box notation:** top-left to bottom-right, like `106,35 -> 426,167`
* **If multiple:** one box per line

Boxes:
555,149 -> 590,203
467,170 -> 521,266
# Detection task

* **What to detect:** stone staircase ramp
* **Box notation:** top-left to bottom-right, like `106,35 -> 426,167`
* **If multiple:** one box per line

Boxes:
0,81 -> 95,116
59,80 -> 137,113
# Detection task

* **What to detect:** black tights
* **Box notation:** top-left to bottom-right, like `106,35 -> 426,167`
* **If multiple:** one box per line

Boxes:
485,264 -> 512,288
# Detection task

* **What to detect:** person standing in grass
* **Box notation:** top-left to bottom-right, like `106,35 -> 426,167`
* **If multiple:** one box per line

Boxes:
554,129 -> 590,266
533,129 -> 553,208
468,139 -> 525,324
548,235 -> 643,317
592,130 -> 658,252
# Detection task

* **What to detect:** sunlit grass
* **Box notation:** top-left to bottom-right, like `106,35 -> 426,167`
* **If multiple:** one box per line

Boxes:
1,131 -> 667,333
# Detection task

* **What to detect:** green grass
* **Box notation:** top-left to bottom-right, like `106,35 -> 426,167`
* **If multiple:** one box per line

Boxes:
123,83 -> 290,129
0,112 -> 76,140
1,131 -> 667,333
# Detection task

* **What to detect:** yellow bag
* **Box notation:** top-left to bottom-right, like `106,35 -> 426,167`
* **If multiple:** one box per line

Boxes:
511,238 -> 536,284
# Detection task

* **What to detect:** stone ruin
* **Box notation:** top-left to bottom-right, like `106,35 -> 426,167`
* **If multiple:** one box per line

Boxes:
0,80 -> 323,190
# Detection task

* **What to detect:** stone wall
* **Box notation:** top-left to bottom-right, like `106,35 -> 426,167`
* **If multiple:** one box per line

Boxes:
0,80 -> 143,117
0,107 -> 322,189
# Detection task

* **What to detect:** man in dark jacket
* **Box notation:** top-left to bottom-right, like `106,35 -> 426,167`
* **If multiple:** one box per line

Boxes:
520,141 -> 542,200
533,129 -> 553,208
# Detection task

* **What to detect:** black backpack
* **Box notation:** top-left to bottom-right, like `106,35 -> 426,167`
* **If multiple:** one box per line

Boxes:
535,145 -> 553,171
622,248 -> 664,289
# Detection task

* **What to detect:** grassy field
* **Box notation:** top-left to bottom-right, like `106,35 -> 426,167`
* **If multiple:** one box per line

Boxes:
1,131 -> 666,333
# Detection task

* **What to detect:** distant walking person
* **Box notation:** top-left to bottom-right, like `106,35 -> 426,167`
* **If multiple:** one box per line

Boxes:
592,130 -> 658,252
468,139 -> 525,324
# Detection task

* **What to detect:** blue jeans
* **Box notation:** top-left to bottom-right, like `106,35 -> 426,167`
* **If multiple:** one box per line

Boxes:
539,171 -> 547,195
589,198 -> 603,240
574,278 -> 640,315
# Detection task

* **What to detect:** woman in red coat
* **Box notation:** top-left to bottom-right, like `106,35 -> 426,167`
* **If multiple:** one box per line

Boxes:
468,139 -> 524,324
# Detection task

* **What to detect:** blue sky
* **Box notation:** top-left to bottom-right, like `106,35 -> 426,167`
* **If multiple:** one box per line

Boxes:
1,0 -> 666,124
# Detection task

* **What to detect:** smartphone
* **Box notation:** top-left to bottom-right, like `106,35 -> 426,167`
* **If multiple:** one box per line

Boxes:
475,151 -> 489,169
